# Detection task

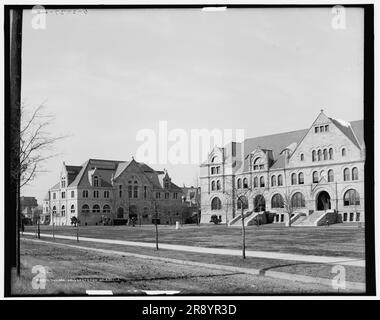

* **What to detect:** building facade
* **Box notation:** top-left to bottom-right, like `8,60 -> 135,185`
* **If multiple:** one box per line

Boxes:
200,111 -> 365,225
45,158 -> 186,226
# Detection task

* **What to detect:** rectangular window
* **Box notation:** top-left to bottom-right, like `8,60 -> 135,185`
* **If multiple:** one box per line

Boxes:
173,192 -> 178,199
104,190 -> 109,198
71,191 -> 75,198
165,192 -> 169,199
320,126 -> 324,132
211,167 -> 215,175
156,192 -> 161,199
128,185 -> 132,198
349,212 -> 354,222
315,127 -> 319,133
94,190 -> 99,198
53,193 -> 56,200
119,185 -> 122,197
61,192 -> 65,199
133,186 -> 138,198
325,125 -> 329,131
356,212 -> 360,222
144,186 -> 147,199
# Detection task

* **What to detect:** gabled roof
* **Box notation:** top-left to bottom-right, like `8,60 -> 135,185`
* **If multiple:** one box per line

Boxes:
329,118 -> 361,148
239,119 -> 363,172
242,128 -> 308,171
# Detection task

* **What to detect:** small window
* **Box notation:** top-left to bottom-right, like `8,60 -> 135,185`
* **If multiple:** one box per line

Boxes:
53,193 -> 56,200
260,176 -> 265,188
104,190 -> 109,198
315,127 -> 319,133
342,148 -> 346,157
352,167 -> 359,180
329,148 -> 333,160
298,172 -> 304,184
83,190 -> 88,198
312,150 -> 316,162
277,175 -> 283,186
343,212 -> 347,221
70,205 -> 75,214
320,126 -> 324,132
356,212 -> 360,222
271,175 -> 276,187
243,178 -> 248,189
144,186 -> 147,199
325,125 -> 329,131
71,190 -> 75,198
61,205 -> 65,216
93,176 -> 99,187
254,177 -> 258,188
92,204 -> 100,213
312,171 -> 318,183
119,185 -> 122,197
323,149 -> 328,160
61,192 -> 65,199
343,168 -> 350,181
173,192 -> 178,199
133,186 -> 138,198
349,212 -> 354,222
165,192 -> 169,199
291,173 -> 297,185
328,169 -> 334,182
300,153 -> 304,161
156,192 -> 161,199
317,150 -> 322,161
211,181 -> 215,191
237,178 -> 242,189
93,190 -> 99,198
216,180 -> 221,190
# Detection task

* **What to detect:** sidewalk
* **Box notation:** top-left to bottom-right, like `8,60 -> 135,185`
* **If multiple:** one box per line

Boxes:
22,232 -> 365,267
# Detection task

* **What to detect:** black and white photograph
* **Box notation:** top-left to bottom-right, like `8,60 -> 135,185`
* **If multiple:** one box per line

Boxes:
2,2 -> 376,305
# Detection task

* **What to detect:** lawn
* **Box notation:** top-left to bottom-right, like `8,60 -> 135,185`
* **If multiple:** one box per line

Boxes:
13,239 -> 360,295
25,223 -> 365,258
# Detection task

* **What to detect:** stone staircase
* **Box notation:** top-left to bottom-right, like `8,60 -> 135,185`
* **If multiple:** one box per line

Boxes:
292,210 -> 337,227
228,210 -> 255,227
286,212 -> 307,227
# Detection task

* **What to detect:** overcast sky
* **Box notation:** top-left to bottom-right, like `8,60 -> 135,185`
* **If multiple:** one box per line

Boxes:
20,7 -> 364,203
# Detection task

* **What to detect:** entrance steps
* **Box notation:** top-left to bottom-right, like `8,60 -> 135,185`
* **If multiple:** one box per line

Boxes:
228,211 -> 268,227
292,210 -> 338,227
228,210 -> 253,227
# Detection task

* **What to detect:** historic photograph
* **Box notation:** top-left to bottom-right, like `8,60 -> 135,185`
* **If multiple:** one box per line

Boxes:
5,5 -> 372,297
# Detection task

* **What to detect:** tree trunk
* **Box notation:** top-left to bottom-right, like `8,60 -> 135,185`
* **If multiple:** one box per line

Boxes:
241,207 -> 246,259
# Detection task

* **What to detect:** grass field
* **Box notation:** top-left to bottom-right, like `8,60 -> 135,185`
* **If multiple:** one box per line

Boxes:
25,223 -> 365,258
13,240 -> 358,295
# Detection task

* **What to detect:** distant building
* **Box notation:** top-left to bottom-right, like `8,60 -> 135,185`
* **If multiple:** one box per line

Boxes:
181,186 -> 201,223
45,158 -> 189,226
200,111 -> 365,226
20,196 -> 41,224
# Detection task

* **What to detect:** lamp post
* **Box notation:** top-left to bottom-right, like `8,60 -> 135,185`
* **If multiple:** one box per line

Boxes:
154,201 -> 159,250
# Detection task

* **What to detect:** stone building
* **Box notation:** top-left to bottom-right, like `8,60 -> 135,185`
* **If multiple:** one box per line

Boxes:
45,158 -> 186,226
200,111 -> 365,226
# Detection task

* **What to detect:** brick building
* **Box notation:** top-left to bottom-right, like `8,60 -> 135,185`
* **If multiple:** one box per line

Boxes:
200,111 -> 365,226
44,158 -> 186,226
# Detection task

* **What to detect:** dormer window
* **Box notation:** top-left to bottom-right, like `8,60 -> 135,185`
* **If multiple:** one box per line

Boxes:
61,177 -> 66,188
253,157 -> 264,171
93,176 -> 99,187
164,181 -> 170,189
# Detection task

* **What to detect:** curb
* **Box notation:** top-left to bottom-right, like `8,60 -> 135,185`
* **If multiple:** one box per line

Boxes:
22,237 -> 365,292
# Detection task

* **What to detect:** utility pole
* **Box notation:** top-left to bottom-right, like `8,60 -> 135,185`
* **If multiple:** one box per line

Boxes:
240,199 -> 246,259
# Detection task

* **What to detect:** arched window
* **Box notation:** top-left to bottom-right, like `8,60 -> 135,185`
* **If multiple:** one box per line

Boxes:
243,178 -> 248,188
211,197 -> 222,210
312,171 -> 318,183
81,204 -> 89,213
352,167 -> 359,180
277,175 -> 283,186
92,204 -> 100,213
93,176 -> 99,187
253,157 -> 265,170
328,169 -> 334,182
329,148 -> 333,160
300,153 -> 304,161
312,150 -> 316,162
298,172 -> 304,184
271,194 -> 284,208
237,196 -> 248,210
237,178 -> 241,189
211,181 -> 215,191
52,206 -> 57,215
216,180 -> 221,190
254,177 -> 258,188
291,192 -> 305,208
323,149 -> 328,160
103,204 -> 111,213
343,189 -> 360,206
317,150 -> 322,161
211,156 -> 218,163
291,173 -> 297,185
343,168 -> 350,181
133,185 -> 138,198
342,148 -> 346,157
61,205 -> 65,217
70,204 -> 75,214
260,176 -> 265,187
271,175 -> 276,187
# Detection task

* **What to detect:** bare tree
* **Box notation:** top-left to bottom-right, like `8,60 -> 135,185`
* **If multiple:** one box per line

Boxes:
283,190 -> 294,227
17,103 -> 66,188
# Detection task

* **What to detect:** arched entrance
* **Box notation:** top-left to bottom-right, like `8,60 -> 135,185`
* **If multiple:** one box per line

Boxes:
117,207 -> 124,219
129,205 -> 138,219
316,191 -> 331,210
254,195 -> 266,212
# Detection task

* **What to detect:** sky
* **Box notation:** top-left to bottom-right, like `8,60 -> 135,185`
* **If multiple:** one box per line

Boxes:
20,7 -> 364,203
